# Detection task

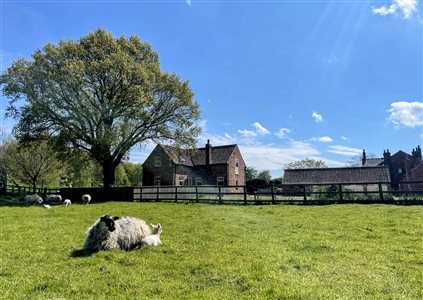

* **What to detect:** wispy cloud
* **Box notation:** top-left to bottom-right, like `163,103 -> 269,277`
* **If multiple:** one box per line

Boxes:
388,101 -> 423,128
341,136 -> 348,141
328,145 -> 362,156
311,136 -> 333,143
252,122 -> 270,135
372,0 -> 418,19
275,128 -> 291,139
186,0 -> 191,7
237,129 -> 257,137
312,111 -> 323,122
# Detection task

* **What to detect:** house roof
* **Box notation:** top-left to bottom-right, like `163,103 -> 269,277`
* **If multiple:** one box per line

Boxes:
363,158 -> 384,167
159,144 -> 238,166
283,166 -> 391,184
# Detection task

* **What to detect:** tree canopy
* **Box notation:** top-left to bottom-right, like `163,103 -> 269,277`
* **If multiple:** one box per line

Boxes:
1,29 -> 200,187
283,158 -> 328,170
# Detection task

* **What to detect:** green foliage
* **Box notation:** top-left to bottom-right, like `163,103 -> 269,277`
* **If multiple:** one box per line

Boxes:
257,170 -> 272,182
1,28 -> 200,187
0,199 -> 422,299
1,140 -> 64,189
245,166 -> 259,181
64,151 -> 102,187
284,158 -> 328,170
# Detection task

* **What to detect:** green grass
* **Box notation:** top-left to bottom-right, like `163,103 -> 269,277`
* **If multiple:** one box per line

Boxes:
0,197 -> 422,299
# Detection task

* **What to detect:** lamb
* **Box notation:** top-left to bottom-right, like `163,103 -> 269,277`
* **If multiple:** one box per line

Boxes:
24,194 -> 43,206
45,194 -> 62,204
140,224 -> 163,247
83,215 -> 152,251
42,204 -> 51,209
63,199 -> 72,207
82,194 -> 91,205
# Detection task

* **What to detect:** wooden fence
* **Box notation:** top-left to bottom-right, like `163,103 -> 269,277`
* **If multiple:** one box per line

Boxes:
4,181 -> 423,205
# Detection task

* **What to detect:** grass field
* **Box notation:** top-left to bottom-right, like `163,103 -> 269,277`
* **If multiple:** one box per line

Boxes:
0,196 -> 422,299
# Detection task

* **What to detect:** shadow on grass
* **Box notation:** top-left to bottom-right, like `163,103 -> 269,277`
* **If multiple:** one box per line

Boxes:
70,248 -> 97,257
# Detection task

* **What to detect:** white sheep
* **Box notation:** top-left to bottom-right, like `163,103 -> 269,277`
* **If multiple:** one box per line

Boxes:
42,204 -> 51,209
63,199 -> 72,207
24,194 -> 43,206
82,194 -> 91,205
140,224 -> 163,247
83,215 -> 151,251
45,194 -> 62,204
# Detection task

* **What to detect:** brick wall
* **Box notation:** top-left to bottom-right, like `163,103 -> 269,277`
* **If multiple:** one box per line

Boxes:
143,146 -> 175,186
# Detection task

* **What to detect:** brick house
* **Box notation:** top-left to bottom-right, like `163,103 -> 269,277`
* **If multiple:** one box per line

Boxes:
362,145 -> 422,190
142,140 -> 246,187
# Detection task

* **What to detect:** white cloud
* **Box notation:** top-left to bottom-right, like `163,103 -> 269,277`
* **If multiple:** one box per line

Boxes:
312,111 -> 323,122
186,0 -> 191,7
312,136 -> 333,143
328,145 -> 362,156
252,122 -> 270,135
237,129 -> 257,137
275,128 -> 291,139
341,136 -> 348,141
388,101 -> 423,128
372,0 -> 418,19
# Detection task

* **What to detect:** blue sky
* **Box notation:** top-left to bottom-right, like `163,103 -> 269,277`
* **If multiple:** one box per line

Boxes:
1,0 -> 422,177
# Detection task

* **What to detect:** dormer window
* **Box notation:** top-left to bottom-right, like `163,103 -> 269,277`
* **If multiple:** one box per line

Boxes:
155,156 -> 161,168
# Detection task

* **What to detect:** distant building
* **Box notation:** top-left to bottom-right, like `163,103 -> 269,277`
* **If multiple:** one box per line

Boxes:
143,140 -> 246,188
283,166 -> 391,192
362,145 -> 422,190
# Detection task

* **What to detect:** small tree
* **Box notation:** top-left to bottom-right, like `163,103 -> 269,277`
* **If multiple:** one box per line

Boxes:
3,140 -> 64,192
284,158 -> 328,170
245,166 -> 259,181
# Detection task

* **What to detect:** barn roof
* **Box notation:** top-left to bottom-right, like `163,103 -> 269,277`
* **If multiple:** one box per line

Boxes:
283,166 -> 391,184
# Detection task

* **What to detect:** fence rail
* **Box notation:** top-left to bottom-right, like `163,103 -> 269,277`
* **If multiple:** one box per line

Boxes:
3,181 -> 423,205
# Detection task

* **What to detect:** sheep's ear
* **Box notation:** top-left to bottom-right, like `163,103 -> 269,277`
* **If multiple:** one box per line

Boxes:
113,216 -> 119,221
157,223 -> 161,228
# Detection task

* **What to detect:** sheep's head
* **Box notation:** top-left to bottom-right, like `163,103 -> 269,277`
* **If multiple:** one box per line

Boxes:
151,223 -> 163,234
100,215 -> 119,232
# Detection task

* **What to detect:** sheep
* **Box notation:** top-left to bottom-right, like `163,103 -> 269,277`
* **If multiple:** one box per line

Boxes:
82,194 -> 91,205
24,194 -> 43,206
83,215 -> 152,251
45,194 -> 62,204
63,199 -> 72,207
42,204 -> 51,209
140,224 -> 163,247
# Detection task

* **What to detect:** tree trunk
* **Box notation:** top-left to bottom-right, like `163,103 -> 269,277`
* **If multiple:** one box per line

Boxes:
102,161 -> 117,188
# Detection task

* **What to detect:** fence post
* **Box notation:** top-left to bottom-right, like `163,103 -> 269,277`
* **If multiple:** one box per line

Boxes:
175,186 -> 178,202
140,187 -> 143,202
338,184 -> 343,203
378,183 -> 384,202
271,186 -> 275,204
195,186 -> 199,202
218,186 -> 222,203
156,187 -> 159,202
243,186 -> 247,205
303,185 -> 307,204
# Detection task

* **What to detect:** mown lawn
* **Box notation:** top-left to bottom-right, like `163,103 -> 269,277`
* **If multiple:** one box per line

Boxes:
0,197 -> 422,299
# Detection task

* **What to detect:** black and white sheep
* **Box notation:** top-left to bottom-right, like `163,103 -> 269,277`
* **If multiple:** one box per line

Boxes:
63,199 -> 71,207
82,194 -> 91,205
140,224 -> 163,247
45,194 -> 62,205
24,194 -> 43,206
83,215 -> 152,251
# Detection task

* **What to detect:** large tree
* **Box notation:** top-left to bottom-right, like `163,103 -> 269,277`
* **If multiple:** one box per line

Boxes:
1,29 -> 200,187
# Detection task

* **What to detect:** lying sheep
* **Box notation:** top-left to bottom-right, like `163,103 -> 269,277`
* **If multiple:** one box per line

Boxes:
83,215 -> 151,251
24,194 -> 43,206
45,194 -> 62,205
82,194 -> 91,205
43,204 -> 51,209
63,199 -> 71,207
140,224 -> 163,247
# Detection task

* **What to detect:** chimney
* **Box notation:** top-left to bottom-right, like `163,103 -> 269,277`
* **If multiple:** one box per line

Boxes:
416,145 -> 421,158
205,139 -> 212,165
362,149 -> 366,166
383,149 -> 391,165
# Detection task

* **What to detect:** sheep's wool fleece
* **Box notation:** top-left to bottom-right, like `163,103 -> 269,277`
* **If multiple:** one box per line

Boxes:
117,217 -> 152,250
83,217 -> 152,251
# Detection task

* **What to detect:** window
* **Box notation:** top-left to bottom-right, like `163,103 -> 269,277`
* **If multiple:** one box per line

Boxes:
398,168 -> 403,174
154,156 -> 161,168
179,176 -> 185,186
154,176 -> 161,186
184,177 -> 193,186
235,158 -> 239,175
217,176 -> 224,186
196,177 -> 202,185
